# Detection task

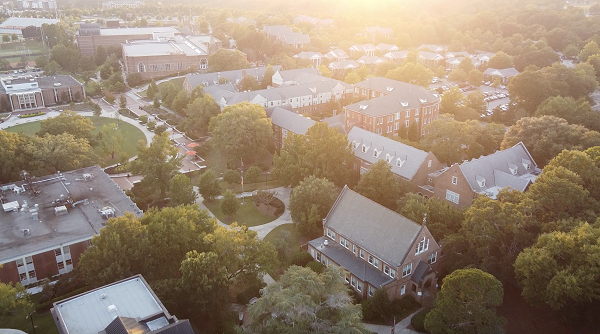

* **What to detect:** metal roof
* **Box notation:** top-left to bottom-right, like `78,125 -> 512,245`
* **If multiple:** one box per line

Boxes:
270,107 -> 316,135
0,17 -> 59,28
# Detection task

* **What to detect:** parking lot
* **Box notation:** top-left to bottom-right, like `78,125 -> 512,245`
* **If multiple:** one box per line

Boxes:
430,77 -> 511,118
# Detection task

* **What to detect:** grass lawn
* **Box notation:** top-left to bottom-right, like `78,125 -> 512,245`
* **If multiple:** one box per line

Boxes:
4,116 -> 146,167
0,40 -> 46,57
264,224 -> 298,248
2,294 -> 59,334
203,197 -> 276,227
139,77 -> 185,97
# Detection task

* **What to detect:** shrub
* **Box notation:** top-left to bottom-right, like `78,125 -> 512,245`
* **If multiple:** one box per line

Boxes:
411,308 -> 430,333
146,120 -> 156,130
154,124 -> 168,134
361,289 -> 391,321
139,115 -> 148,123
290,251 -> 313,267
244,165 -> 262,184
306,260 -> 325,274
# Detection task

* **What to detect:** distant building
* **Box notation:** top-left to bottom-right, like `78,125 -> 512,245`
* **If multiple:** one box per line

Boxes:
122,34 -> 221,80
15,0 -> 57,9
226,16 -> 257,27
0,75 -> 85,113
308,187 -> 440,302
183,65 -> 282,92
52,275 -> 193,334
483,67 -> 520,84
0,166 -> 142,286
345,77 -> 441,138
0,17 -> 59,29
270,106 -> 316,150
101,0 -> 144,9
293,51 -> 323,67
364,26 -> 394,40
76,25 -> 182,57
293,15 -> 335,27
263,25 -> 310,49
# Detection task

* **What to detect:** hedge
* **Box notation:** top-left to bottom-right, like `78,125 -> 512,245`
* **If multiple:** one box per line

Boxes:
19,112 -> 44,118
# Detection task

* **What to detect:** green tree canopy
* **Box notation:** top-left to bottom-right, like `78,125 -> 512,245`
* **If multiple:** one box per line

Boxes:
197,169 -> 222,201
487,51 -> 513,69
421,115 -> 484,165
208,48 -> 250,72
0,131 -> 33,183
386,61 -> 434,87
0,281 -> 33,322
397,193 -> 464,241
424,268 -> 505,334
130,132 -> 181,198
38,110 -> 95,143
247,265 -> 369,334
220,189 -> 239,217
355,160 -> 402,209
169,174 -> 197,206
289,176 -> 337,237
28,133 -> 98,176
184,94 -> 220,138
209,102 -> 273,163
100,122 -> 125,160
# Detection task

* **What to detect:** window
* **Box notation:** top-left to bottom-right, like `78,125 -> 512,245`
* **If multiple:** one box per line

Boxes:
387,125 -> 392,133
368,286 -> 374,297
137,63 -> 146,72
345,274 -> 350,283
386,154 -> 392,163
387,115 -> 393,122
415,109 -> 419,116
57,262 -> 65,270
397,157 -> 406,168
415,236 -> 429,254
340,237 -> 349,249
28,270 -> 36,279
347,110 -> 351,116
414,118 -> 419,124
405,110 -> 410,117
359,249 -> 365,259
384,265 -> 390,275
63,246 -> 70,254
390,268 -> 396,278
395,112 -> 400,120
428,251 -> 438,264
352,141 -> 358,149
351,276 -> 356,287
25,256 -> 32,265
54,248 -> 61,256
394,122 -> 399,130
451,176 -> 458,185
20,273 -> 27,281
372,91 -> 376,97
402,263 -> 412,277
353,245 -> 357,255
16,259 -> 24,267
405,120 -> 410,127
376,128 -> 382,135
428,160 -> 432,168
401,285 -> 406,295
362,145 -> 368,153
377,117 -> 383,125
373,149 -> 379,158
446,190 -> 460,204
327,229 -> 336,240
368,255 -> 379,267
357,281 -> 362,292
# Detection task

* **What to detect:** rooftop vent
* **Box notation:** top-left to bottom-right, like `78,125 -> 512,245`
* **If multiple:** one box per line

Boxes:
100,207 -> 115,219
323,239 -> 329,246
54,205 -> 68,216
83,173 -> 93,181
53,83 -> 61,87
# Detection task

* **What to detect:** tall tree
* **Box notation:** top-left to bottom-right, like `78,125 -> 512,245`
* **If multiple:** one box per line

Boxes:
487,51 -> 513,69
0,281 -> 33,322
421,115 -> 484,165
184,94 -> 220,138
220,189 -> 239,217
209,102 -> 273,163
289,176 -> 337,237
28,133 -> 98,175
247,265 -> 370,334
197,169 -> 222,201
424,268 -> 505,334
0,131 -> 33,183
515,222 -> 600,330
100,122 -> 125,160
130,132 -> 181,198
397,193 -> 464,241
355,160 -> 402,209
208,48 -> 250,72
169,174 -> 197,206
274,122 -> 354,187
386,62 -> 434,87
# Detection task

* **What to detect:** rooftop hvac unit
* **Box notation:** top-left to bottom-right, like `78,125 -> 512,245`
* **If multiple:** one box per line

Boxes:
54,205 -> 68,216
83,173 -> 93,181
100,207 -> 115,219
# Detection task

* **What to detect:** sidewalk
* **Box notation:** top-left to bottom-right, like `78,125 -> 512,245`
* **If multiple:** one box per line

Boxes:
363,308 -> 425,334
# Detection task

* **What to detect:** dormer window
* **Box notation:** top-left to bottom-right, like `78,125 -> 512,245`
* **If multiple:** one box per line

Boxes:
386,153 -> 392,163
401,102 -> 408,107
508,163 -> 518,175
522,159 -> 532,170
419,98 -> 427,103
396,156 -> 406,168
362,144 -> 369,153
476,175 -> 486,188
373,149 -> 380,158
359,104 -> 368,110
352,141 -> 359,149
387,87 -> 394,92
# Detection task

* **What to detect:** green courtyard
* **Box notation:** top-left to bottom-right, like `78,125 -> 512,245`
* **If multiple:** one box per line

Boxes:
5,116 -> 146,166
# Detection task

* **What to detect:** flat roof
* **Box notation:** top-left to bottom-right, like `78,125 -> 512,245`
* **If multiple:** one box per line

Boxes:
123,36 -> 209,57
98,26 -> 179,36
0,17 -> 59,28
0,166 -> 141,263
53,275 -> 166,334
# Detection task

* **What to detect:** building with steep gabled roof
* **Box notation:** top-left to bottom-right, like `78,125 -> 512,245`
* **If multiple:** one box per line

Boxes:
423,142 -> 541,207
347,127 -> 443,193
308,187 -> 440,302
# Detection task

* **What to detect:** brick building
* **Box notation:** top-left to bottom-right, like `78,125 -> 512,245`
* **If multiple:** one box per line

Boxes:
347,127 -> 443,193
308,187 -> 440,302
269,106 -> 316,151
0,166 -> 142,286
424,142 -> 541,208
345,77 -> 441,138
0,75 -> 85,113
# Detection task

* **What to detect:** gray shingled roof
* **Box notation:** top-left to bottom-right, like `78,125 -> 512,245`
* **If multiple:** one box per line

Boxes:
328,60 -> 359,70
270,107 -> 316,135
458,142 -> 539,196
483,67 -> 520,78
324,187 -> 422,267
345,83 -> 439,117
309,237 -> 393,288
283,32 -> 310,45
347,127 -> 430,181
410,260 -> 431,285
185,66 -> 281,90
358,56 -> 385,65
275,67 -> 320,82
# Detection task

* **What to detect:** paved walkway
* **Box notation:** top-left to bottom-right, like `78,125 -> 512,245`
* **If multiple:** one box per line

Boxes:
363,308 -> 425,334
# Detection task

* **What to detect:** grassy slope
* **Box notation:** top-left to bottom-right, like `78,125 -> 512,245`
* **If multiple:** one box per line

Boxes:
203,197 -> 276,227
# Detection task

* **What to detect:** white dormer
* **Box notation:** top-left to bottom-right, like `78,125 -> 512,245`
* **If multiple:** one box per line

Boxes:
396,155 -> 406,168
522,159 -> 532,170
362,144 -> 370,153
508,163 -> 518,175
359,104 -> 368,110
385,153 -> 393,163
419,98 -> 427,103
400,102 -> 409,107
476,175 -> 486,188
386,86 -> 394,92
352,141 -> 359,149
373,148 -> 381,158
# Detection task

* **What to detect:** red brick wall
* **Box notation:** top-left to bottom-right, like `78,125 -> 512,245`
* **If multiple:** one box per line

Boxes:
411,152 -> 443,192
0,261 -> 20,285
32,250 -> 59,280
432,164 -> 475,208
69,240 -> 91,267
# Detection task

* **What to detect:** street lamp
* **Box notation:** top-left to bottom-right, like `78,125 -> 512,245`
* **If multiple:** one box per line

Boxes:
27,313 -> 36,334
265,171 -> 270,186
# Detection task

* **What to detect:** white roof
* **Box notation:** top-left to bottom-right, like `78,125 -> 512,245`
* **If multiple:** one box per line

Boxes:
0,17 -> 59,28
54,276 -> 164,334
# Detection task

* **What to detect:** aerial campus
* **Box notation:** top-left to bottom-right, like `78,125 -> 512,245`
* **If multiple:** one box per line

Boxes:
0,0 -> 599,333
